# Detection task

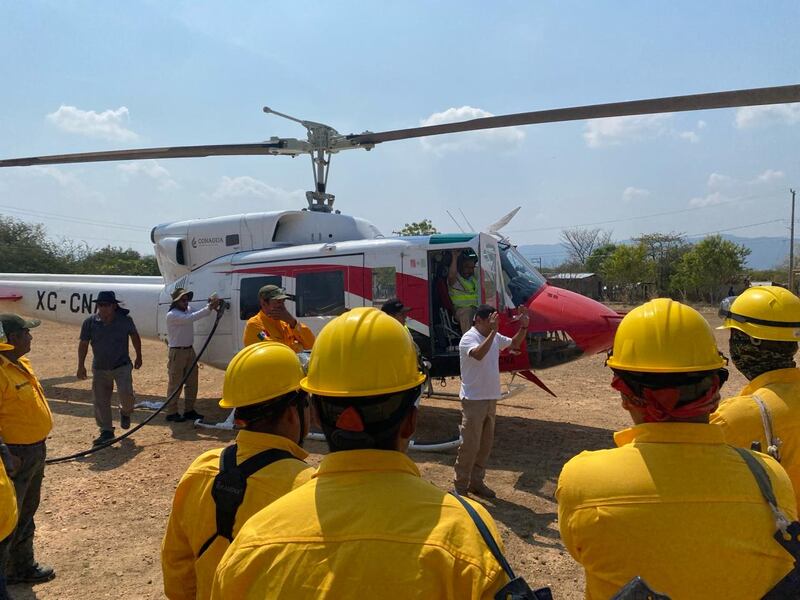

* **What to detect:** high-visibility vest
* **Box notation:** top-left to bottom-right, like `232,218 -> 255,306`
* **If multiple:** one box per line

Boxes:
449,274 -> 478,308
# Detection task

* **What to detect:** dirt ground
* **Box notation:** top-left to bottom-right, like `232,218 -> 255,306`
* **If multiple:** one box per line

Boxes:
7,305 -> 746,599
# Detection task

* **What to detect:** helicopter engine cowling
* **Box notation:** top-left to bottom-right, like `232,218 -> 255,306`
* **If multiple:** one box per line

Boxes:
151,210 -> 382,284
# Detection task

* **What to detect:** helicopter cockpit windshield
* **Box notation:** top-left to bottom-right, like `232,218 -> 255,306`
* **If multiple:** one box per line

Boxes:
499,243 -> 547,306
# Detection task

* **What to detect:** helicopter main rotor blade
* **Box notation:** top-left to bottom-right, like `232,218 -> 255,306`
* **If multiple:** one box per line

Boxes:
0,141 -> 305,168
348,84 -> 800,145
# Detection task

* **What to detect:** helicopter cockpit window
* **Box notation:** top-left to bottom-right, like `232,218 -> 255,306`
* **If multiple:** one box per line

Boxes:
239,275 -> 282,320
296,271 -> 346,317
499,244 -> 546,306
372,267 -> 396,308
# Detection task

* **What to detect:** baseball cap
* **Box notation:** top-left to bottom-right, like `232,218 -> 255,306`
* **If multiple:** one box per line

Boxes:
259,285 -> 290,301
381,298 -> 412,316
0,314 -> 41,341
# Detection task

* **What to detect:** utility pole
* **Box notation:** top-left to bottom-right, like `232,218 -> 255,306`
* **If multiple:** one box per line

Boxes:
791,188 -> 797,293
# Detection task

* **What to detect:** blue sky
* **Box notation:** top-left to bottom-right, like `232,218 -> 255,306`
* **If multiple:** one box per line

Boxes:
0,1 -> 797,255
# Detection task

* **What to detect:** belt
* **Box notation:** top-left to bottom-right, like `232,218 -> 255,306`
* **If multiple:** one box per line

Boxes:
7,440 -> 46,448
170,346 -> 194,349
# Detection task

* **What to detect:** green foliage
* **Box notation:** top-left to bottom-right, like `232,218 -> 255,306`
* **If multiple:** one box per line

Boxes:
0,216 -> 160,276
585,243 -> 618,273
601,243 -> 656,302
73,246 -> 160,276
671,235 -> 750,302
393,219 -> 439,236
634,232 -> 690,293
0,217 -> 67,273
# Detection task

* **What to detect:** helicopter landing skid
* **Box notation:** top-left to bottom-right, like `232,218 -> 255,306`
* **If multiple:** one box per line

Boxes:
191,410 -> 462,451
135,400 -> 166,411
194,410 -> 236,430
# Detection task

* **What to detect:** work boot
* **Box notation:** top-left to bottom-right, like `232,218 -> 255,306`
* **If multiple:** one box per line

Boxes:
7,562 -> 55,584
165,413 -> 186,423
120,414 -> 131,430
92,430 -> 115,447
468,482 -> 497,499
452,483 -> 469,496
182,410 -> 204,422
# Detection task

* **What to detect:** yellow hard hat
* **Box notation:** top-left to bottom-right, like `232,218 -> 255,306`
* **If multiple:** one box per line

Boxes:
607,298 -> 725,373
301,307 -> 426,397
718,286 -> 800,342
219,342 -> 304,408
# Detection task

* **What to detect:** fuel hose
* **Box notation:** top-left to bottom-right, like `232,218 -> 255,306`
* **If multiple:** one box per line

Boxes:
45,303 -> 226,465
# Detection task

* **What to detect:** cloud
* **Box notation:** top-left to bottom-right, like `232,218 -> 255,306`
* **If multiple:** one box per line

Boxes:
419,106 -> 525,155
689,191 -> 727,208
26,165 -> 104,201
584,114 -> 668,148
210,176 -> 305,208
688,166 -> 786,209
753,168 -> 785,183
707,172 -> 734,189
735,103 -> 800,129
46,105 -> 139,142
583,114 -> 701,148
622,186 -> 650,202
117,161 -> 178,191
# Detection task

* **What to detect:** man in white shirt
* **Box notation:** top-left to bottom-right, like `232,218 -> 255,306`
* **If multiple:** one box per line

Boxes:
455,303 -> 529,498
165,288 -> 221,423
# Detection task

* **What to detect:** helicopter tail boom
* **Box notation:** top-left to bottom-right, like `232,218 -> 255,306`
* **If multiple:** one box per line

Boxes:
0,274 -> 164,338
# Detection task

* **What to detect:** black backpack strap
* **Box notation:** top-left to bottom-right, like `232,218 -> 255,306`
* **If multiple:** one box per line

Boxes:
732,447 -> 800,599
235,447 -> 295,478
197,445 -> 296,558
450,492 -> 552,600
451,492 -> 514,577
732,447 -> 793,535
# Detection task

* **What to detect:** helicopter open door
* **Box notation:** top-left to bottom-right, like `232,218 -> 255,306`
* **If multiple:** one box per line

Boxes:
479,233 -> 530,372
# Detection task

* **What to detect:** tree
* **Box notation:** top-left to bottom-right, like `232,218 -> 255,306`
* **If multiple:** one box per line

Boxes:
585,242 -> 618,274
671,235 -> 750,303
560,228 -> 612,267
634,232 -> 690,294
601,243 -> 655,302
393,219 -> 439,236
0,216 -> 160,275
73,246 -> 160,276
0,217 -> 69,273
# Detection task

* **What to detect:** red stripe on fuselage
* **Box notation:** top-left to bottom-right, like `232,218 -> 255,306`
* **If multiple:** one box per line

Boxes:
228,265 -> 431,326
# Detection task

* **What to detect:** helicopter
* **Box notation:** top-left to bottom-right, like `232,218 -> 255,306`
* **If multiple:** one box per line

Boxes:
0,84 -> 797,397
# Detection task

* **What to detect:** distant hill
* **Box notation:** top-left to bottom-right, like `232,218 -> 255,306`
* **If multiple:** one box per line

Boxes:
518,234 -> 791,271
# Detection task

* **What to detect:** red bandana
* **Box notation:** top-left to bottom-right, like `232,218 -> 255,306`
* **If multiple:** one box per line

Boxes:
335,406 -> 366,432
611,375 -> 721,422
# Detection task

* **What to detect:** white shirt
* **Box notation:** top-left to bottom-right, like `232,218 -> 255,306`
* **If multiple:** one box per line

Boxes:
166,305 -> 212,347
458,327 -> 512,400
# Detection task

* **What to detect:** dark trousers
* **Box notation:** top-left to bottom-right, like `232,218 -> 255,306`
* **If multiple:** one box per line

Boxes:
0,442 -> 46,579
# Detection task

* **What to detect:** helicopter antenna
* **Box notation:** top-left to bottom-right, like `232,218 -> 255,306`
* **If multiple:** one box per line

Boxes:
446,210 -> 466,233
458,208 -> 477,232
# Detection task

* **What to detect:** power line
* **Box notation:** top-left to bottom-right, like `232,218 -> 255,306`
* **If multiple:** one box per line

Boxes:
507,191 -> 784,234
685,218 -> 786,238
0,204 -> 150,232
